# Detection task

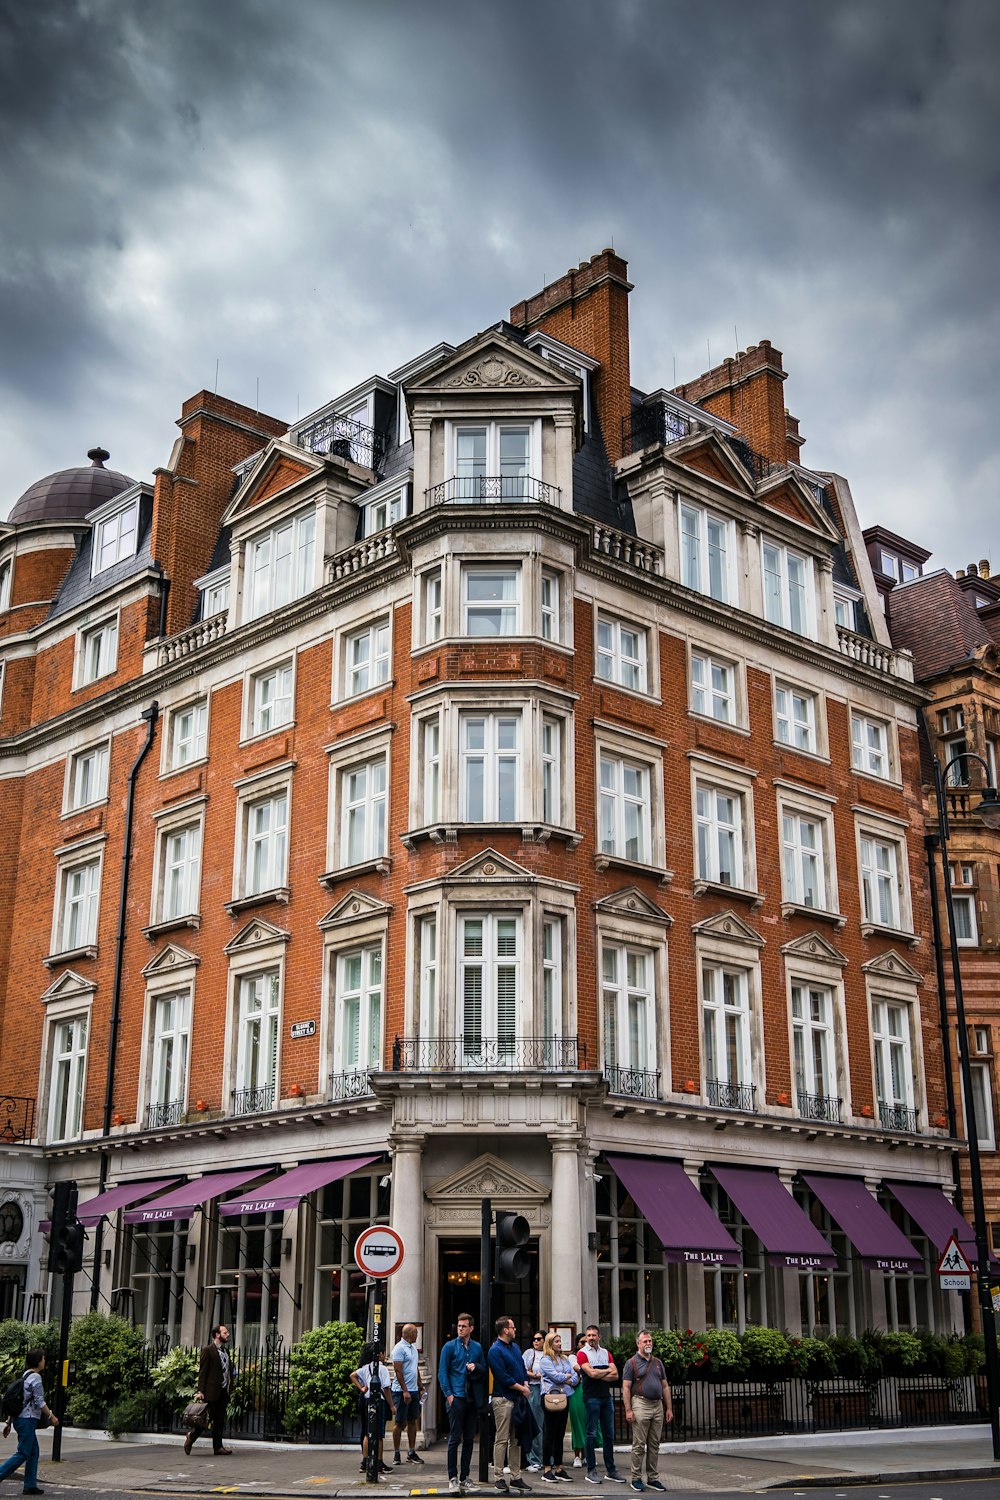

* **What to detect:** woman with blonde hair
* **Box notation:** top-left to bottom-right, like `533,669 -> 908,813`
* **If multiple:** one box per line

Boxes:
537,1330 -> 578,1482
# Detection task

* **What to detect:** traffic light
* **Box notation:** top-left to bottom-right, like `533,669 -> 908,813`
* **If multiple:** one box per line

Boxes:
48,1180 -> 84,1275
495,1211 -> 531,1281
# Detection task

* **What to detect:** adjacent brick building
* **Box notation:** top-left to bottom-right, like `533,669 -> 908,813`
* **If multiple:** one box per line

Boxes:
0,252 -> 978,1406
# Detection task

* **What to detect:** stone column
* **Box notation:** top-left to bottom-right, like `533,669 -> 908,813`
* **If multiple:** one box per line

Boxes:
550,1138 -> 583,1327
388,1136 -> 425,1331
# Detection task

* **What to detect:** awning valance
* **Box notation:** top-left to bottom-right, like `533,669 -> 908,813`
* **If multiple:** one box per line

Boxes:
218,1154 -> 379,1217
801,1173 -> 921,1270
711,1165 -> 837,1269
608,1155 -> 740,1266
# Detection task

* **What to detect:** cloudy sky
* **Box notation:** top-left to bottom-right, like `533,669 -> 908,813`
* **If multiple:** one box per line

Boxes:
2,0 -> 997,566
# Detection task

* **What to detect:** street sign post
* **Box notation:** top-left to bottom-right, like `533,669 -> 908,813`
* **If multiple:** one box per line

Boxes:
354,1227 -> 405,1487
936,1234 -> 973,1292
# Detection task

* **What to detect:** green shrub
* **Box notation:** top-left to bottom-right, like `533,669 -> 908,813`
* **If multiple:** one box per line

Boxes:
150,1345 -> 199,1411
740,1325 -> 791,1379
65,1312 -> 151,1427
703,1328 -> 744,1379
789,1336 -> 836,1380
0,1320 -> 60,1397
284,1321 -> 365,1434
961,1332 -> 986,1377
880,1331 -> 922,1375
105,1389 -> 151,1437
826,1334 -> 882,1382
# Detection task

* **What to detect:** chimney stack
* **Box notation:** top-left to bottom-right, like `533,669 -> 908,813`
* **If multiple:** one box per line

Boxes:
672,339 -> 795,468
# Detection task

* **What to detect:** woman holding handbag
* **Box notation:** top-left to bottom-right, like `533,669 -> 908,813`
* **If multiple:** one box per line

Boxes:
537,1331 -> 578,1483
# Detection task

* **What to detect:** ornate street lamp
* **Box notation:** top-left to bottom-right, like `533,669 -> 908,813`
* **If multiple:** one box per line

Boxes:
931,750 -> 1000,1459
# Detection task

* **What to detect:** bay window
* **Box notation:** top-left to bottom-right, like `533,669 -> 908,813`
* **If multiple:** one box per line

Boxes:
461,565 -> 520,636
461,713 -> 520,822
762,539 -> 812,636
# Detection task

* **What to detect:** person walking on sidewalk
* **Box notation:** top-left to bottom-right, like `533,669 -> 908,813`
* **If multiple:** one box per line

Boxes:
185,1325 -> 233,1456
522,1332 -> 545,1472
350,1343 -> 395,1474
577,1324 -> 624,1485
621,1331 -> 672,1493
438,1312 -> 486,1494
0,1348 -> 58,1495
391,1324 -> 425,1466
488,1316 -> 531,1495
537,1330 -> 578,1483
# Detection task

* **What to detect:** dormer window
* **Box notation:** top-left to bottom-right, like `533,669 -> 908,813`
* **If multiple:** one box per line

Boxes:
878,550 -> 920,584
834,586 -> 862,633
197,567 -> 230,619
362,482 -> 409,538
92,497 -> 139,576
244,508 -> 316,622
437,420 -> 544,504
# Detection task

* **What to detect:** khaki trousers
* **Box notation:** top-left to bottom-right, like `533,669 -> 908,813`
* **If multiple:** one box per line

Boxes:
492,1396 -> 520,1484
629,1394 -> 664,1481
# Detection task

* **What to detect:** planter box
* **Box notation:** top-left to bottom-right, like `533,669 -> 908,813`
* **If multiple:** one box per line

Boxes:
714,1392 -> 783,1433
810,1389 -> 871,1429
898,1386 -> 952,1422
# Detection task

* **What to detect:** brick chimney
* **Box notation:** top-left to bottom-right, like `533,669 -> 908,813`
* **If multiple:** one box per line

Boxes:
672,340 -> 797,468
509,249 -> 633,463
151,392 -> 286,636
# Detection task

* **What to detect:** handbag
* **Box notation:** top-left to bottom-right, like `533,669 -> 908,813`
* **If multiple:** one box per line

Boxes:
182,1399 -> 210,1430
543,1391 -> 567,1412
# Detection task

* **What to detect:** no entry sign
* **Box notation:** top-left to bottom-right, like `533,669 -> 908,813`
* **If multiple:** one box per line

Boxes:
354,1224 -> 405,1278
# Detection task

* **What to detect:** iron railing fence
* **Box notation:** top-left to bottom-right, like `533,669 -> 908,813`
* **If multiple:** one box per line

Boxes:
426,475 -> 558,506
878,1101 -> 920,1133
706,1079 -> 757,1113
391,1035 -> 586,1072
146,1099 -> 184,1129
231,1084 -> 276,1117
605,1065 -> 660,1100
0,1095 -> 35,1143
294,413 -> 386,472
797,1092 -> 843,1125
622,406 -> 779,485
328,1069 -> 375,1102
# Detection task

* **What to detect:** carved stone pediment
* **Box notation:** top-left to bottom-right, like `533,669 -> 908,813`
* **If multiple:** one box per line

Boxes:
408,331 -> 577,399
319,889 -> 394,931
861,949 -> 923,984
141,942 -> 200,978
780,931 -> 848,967
40,969 -> 96,1004
691,908 -> 765,948
446,848 -> 535,883
427,1152 -> 549,1207
446,353 -> 541,389
224,917 -> 291,955
594,887 -> 671,926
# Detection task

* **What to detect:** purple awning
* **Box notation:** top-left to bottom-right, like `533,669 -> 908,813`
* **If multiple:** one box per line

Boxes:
608,1155 -> 740,1266
218,1154 -> 380,1217
76,1178 -> 181,1228
885,1181 -> 1000,1272
801,1173 -> 921,1270
711,1165 -> 837,1270
123,1167 -> 271,1225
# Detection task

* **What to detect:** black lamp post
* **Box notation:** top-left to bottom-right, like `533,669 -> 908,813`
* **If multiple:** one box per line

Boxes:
931,750 -> 1000,1460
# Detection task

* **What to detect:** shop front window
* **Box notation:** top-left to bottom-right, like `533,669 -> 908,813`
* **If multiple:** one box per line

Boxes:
595,1170 -> 673,1336
315,1171 -> 383,1327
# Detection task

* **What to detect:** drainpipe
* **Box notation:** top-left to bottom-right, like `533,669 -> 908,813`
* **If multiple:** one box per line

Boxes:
90,701 -> 159,1310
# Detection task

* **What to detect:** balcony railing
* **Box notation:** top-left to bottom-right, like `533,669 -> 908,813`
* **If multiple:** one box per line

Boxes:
879,1100 -> 919,1133
325,532 -> 398,583
591,522 -> 664,576
426,475 -> 558,506
622,404 -> 779,484
798,1092 -> 843,1125
836,625 -> 913,682
231,1084 -> 276,1117
391,1035 -> 586,1072
146,1099 -> 184,1130
154,613 -> 228,667
605,1066 -> 660,1101
295,413 -> 385,472
0,1095 -> 35,1144
707,1079 -> 757,1113
328,1069 -> 375,1102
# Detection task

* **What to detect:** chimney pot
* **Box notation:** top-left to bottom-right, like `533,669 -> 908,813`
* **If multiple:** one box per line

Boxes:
980,559 -> 990,578
956,568 -> 965,578
746,343 -> 757,353
968,562 -> 978,577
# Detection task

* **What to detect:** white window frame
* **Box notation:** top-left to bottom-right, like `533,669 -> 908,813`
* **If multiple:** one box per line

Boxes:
871,996 -> 917,1119
596,612 -> 649,693
340,755 -> 388,867
970,1062 -> 996,1150
333,945 -> 384,1073
76,614 -> 119,687
761,536 -> 814,636
363,484 -> 408,537
446,419 -> 541,500
541,569 -> 560,643
851,711 -> 893,780
420,713 -> 441,825
791,984 -> 838,1108
326,729 -> 392,875
599,751 -> 652,865
166,698 -> 208,771
66,741 -> 110,812
542,916 -> 564,1042
833,585 -> 863,632
774,681 -> 819,755
247,659 -> 294,739
234,970 -> 281,1104
0,559 -> 10,612
92,497 -> 139,576
542,715 -> 562,826
701,964 -> 753,1099
858,824 -> 910,934
232,771 -> 292,905
601,942 -> 655,1077
424,567 -> 443,643
460,710 -> 521,823
243,507 -> 316,622
47,1013 -> 89,1144
951,891 -> 978,946
782,809 -> 826,910
151,806 -> 204,927
343,618 -> 391,698
52,848 -> 103,957
679,500 -> 734,603
148,990 -> 191,1121
458,911 -> 522,1059
197,567 -> 230,619
418,915 -> 439,1040
461,563 -> 522,637
695,781 -> 745,889
690,649 -> 738,725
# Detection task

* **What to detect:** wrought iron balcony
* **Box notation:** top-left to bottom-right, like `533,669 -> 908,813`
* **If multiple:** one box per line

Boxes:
797,1092 -> 842,1125
391,1035 -> 586,1072
426,475 -> 558,506
879,1100 -> 919,1133
328,1069 -> 375,1102
295,413 -> 386,472
605,1066 -> 660,1101
0,1095 -> 35,1144
622,404 -> 778,484
146,1099 -> 184,1129
706,1078 -> 757,1113
231,1084 -> 276,1117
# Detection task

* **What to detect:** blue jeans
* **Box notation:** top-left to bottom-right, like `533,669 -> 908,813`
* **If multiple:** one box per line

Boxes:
0,1416 -> 39,1490
584,1391 -> 615,1475
526,1383 -> 544,1466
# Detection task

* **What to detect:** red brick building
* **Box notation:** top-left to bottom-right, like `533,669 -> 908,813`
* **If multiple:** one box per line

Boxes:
0,252 -> 975,1394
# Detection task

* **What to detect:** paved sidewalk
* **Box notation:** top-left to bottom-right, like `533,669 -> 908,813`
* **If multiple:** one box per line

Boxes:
20,1424 -> 999,1495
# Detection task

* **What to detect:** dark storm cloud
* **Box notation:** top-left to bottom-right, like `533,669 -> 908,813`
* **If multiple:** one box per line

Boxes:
1,0 -> 997,566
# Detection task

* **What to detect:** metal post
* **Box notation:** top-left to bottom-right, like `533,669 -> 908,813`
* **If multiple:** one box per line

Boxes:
479,1198 -> 492,1483
51,1270 -> 74,1462
366,1280 -> 385,1483
932,755 -> 1000,1461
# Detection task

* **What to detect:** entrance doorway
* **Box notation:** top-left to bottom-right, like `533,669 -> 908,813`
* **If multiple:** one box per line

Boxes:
438,1235 -> 540,1346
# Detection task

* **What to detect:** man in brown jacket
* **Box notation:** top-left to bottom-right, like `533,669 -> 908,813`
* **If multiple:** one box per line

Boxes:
185,1325 -> 234,1456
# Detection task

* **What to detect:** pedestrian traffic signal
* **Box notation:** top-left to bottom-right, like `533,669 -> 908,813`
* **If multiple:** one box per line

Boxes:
47,1180 -> 84,1275
495,1211 -> 531,1281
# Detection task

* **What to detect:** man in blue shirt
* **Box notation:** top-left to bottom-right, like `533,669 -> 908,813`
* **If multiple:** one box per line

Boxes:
438,1312 -> 486,1493
391,1324 -> 425,1465
487,1316 -> 530,1494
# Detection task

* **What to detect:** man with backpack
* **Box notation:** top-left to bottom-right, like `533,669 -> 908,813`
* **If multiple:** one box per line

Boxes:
0,1347 -> 58,1494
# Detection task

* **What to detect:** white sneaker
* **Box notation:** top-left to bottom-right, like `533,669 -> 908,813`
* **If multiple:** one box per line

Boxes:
528,1465 -> 543,1473
573,1458 -> 583,1469
450,1480 -> 461,1494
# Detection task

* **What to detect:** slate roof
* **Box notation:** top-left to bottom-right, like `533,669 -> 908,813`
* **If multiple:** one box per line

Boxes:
47,492 -> 156,622
886,569 -> 997,680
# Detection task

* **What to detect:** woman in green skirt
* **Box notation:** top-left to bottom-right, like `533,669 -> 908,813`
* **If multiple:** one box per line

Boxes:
567,1335 -> 601,1466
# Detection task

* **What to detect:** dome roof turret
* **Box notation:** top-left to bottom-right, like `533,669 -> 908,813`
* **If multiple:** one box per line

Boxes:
9,448 -> 135,525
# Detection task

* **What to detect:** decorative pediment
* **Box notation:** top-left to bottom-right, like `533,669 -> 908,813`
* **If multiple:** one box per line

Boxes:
408,332 -> 578,398
222,440 -> 324,527
691,908 -> 765,948
757,471 -> 841,542
40,969 -> 96,1004
318,889 -> 394,931
141,942 -> 201,979
675,434 -> 756,495
427,1152 -> 549,1207
861,949 -> 923,984
781,931 -> 848,967
224,917 -> 291,956
594,887 -> 672,927
445,847 -> 536,884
